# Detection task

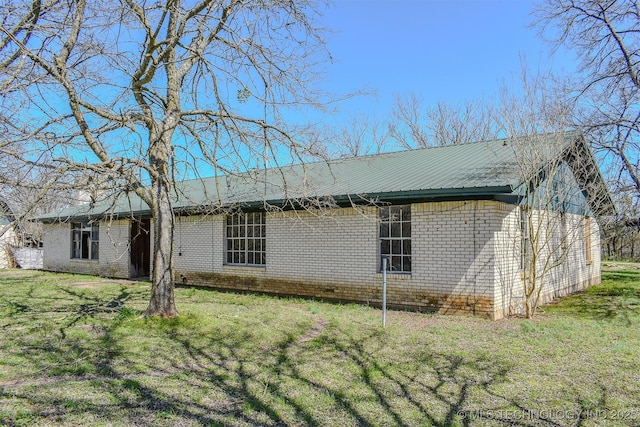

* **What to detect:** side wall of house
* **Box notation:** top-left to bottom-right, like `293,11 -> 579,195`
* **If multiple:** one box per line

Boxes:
42,220 -> 130,278
494,206 -> 601,318
493,204 -> 522,317
0,225 -> 17,268
173,201 -> 506,318
410,201 -> 499,316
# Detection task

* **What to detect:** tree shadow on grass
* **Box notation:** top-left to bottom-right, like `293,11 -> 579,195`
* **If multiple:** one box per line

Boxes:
1,283 -> 637,426
92,328 -> 516,426
479,379 -> 638,427
1,301 -> 519,426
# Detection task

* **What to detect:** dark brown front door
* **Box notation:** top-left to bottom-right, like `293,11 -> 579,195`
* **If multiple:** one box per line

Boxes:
130,218 -> 151,278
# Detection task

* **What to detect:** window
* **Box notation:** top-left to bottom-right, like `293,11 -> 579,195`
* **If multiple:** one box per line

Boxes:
585,217 -> 592,264
379,205 -> 411,272
71,222 -> 99,260
226,212 -> 266,266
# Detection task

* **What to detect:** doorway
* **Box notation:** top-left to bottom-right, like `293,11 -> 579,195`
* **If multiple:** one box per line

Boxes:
130,218 -> 151,278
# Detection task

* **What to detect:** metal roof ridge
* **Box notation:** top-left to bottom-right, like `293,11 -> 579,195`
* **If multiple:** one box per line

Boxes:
181,132 -> 566,186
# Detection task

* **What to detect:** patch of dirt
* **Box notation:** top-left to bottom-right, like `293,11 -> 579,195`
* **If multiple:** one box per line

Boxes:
272,316 -> 329,355
65,282 -> 100,289
294,316 -> 329,346
64,279 -> 140,288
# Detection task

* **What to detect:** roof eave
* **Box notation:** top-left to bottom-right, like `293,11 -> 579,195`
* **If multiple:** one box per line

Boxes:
237,185 -> 516,210
38,186 -> 517,222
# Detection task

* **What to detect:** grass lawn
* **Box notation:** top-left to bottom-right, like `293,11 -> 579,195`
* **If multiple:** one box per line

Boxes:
0,266 -> 639,426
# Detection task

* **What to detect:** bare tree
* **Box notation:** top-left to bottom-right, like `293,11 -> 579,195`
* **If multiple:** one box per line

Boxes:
496,69 -> 611,318
534,0 -> 640,196
387,93 -> 499,149
387,93 -> 430,149
0,0 -> 333,317
601,192 -> 640,259
311,113 -> 389,158
0,128 -> 76,249
336,113 -> 389,157
502,133 -> 601,318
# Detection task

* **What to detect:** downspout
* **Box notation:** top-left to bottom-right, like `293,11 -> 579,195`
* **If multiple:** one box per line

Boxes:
382,257 -> 388,328
473,200 -> 478,316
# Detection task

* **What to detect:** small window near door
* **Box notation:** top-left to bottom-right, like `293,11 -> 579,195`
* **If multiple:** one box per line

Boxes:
71,222 -> 99,260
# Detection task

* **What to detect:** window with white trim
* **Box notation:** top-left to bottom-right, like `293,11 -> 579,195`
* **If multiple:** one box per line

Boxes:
71,222 -> 99,260
379,205 -> 411,272
225,212 -> 266,266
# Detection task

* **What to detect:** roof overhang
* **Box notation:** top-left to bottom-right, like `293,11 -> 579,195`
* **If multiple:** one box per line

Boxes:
37,185 -> 518,222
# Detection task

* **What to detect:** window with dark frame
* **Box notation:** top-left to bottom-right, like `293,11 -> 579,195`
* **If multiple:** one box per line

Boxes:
379,205 -> 411,272
226,212 -> 266,266
71,222 -> 99,260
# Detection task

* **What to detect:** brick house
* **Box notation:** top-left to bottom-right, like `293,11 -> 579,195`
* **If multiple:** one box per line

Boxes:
37,132 -> 612,319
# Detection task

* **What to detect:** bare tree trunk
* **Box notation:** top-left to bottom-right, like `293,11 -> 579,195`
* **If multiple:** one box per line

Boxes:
143,126 -> 178,316
145,175 -> 177,318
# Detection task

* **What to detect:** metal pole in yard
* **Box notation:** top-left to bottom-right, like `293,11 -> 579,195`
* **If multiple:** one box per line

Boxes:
382,257 -> 387,328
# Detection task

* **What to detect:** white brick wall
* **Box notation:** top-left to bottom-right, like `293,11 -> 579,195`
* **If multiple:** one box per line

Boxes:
100,220 -> 131,278
42,223 -> 73,272
42,220 -> 130,278
174,215 -> 218,272
171,201 -> 510,316
493,204 -> 523,315
412,201 -> 498,309
494,206 -> 601,317
267,207 -> 378,283
41,199 -> 602,319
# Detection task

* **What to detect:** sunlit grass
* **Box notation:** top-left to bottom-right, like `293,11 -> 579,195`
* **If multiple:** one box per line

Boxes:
0,267 -> 639,426
545,265 -> 640,325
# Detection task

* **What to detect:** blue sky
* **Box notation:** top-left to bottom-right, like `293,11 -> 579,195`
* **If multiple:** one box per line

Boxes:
319,0 -> 577,123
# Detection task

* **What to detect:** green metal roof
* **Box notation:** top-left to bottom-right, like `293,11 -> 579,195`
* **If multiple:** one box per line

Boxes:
37,131 -> 611,222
